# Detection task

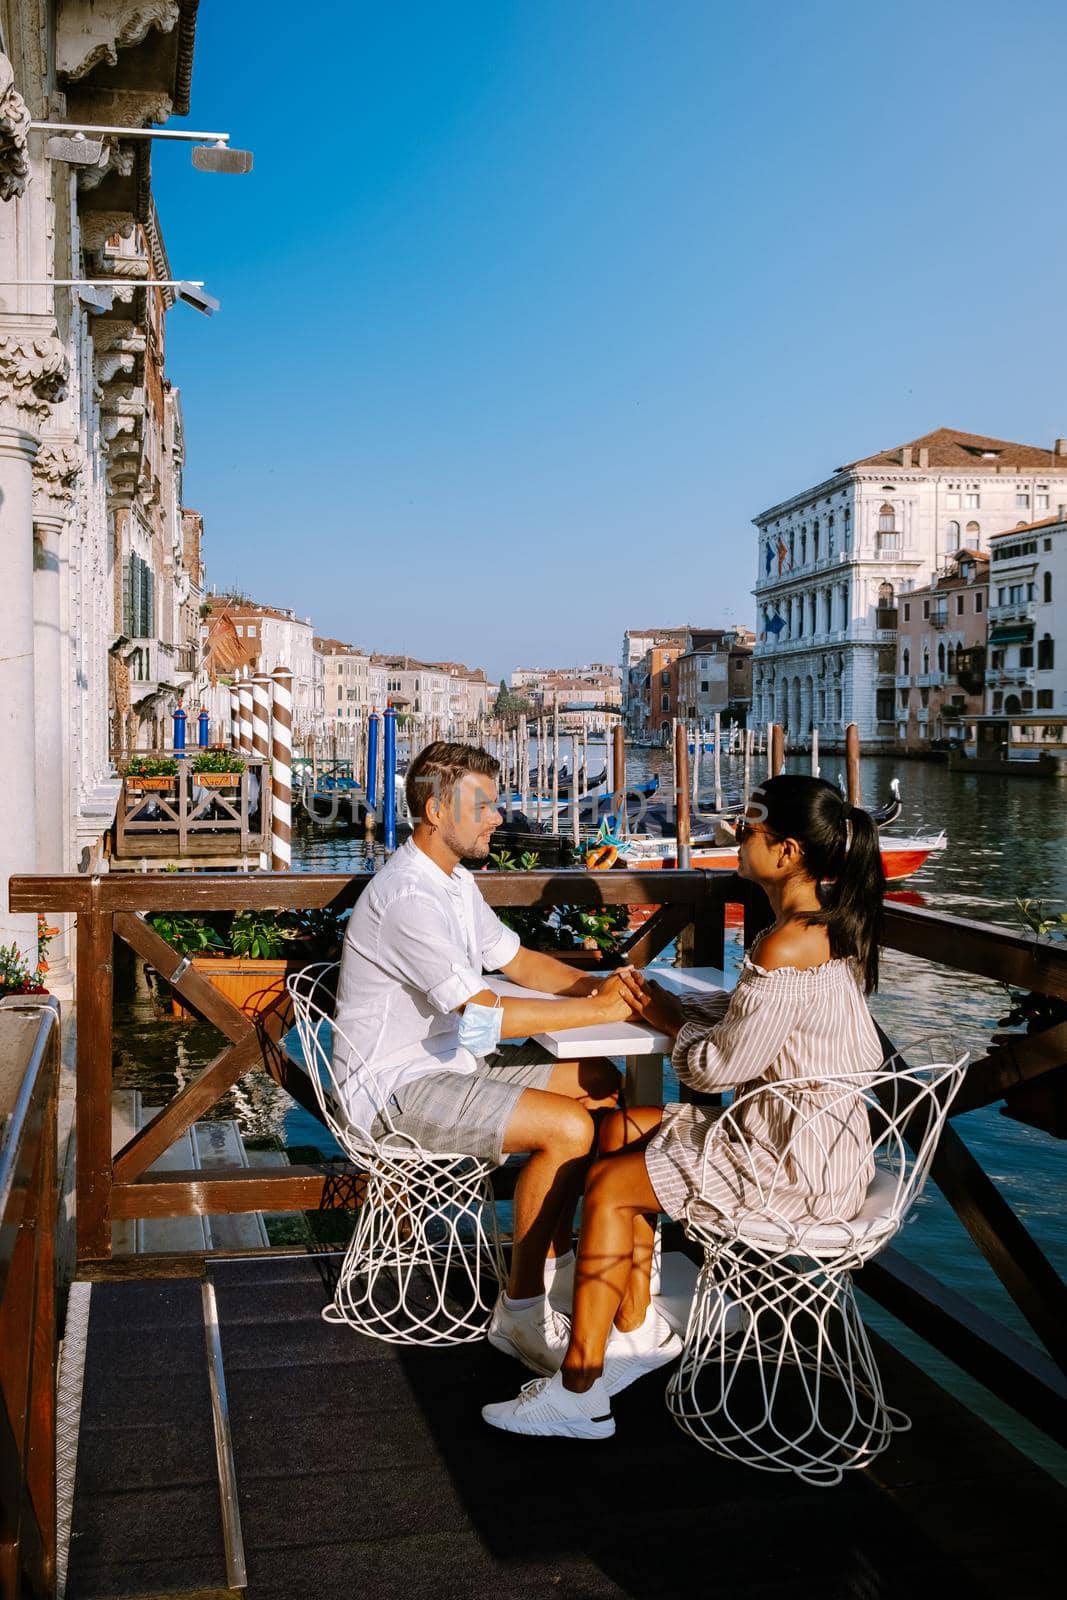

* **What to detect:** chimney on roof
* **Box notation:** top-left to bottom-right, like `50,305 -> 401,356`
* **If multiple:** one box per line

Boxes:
1055,438 -> 1067,457
918,447 -> 929,468
901,446 -> 912,468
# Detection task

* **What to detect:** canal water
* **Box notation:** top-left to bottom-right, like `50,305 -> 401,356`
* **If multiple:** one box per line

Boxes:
113,746 -> 1066,1472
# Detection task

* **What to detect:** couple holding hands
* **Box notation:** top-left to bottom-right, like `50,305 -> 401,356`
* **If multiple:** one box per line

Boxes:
334,740 -> 885,1441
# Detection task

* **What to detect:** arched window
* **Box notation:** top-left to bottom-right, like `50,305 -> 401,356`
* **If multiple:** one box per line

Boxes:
1038,634 -> 1055,670
947,520 -> 960,549
878,503 -> 896,532
843,507 -> 851,549
827,514 -> 835,557
902,647 -> 910,675
800,530 -> 807,565
922,648 -> 930,674
812,519 -> 820,562
878,581 -> 895,605
1044,571 -> 1053,603
937,641 -> 946,673
965,520 -> 980,545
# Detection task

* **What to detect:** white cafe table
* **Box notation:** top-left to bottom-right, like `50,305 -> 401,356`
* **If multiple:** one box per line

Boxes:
483,965 -> 734,1315
485,965 -> 731,1106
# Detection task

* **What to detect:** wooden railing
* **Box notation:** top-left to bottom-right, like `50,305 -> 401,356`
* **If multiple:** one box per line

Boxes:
7,869 -> 1067,1452
0,996 -> 60,1600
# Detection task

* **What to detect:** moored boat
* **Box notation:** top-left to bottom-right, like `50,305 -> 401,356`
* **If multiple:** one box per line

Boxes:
620,831 -> 946,881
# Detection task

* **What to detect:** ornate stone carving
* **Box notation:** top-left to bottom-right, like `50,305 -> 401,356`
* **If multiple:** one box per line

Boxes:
0,51 -> 31,202
33,440 -> 84,520
78,137 -> 135,193
0,331 -> 70,428
78,209 -> 136,253
57,2 -> 181,82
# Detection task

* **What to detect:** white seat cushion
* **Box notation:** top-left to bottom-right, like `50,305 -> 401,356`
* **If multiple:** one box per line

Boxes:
730,1168 -> 901,1256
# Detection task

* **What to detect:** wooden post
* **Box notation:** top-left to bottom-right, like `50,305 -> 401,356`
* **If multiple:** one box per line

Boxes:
675,721 -> 691,868
76,896 -> 114,1260
845,722 -> 861,805
691,721 -> 700,809
536,717 -> 545,827
270,665 -> 293,871
712,710 -> 722,812
742,726 -> 753,803
519,713 -> 528,816
766,719 -> 774,777
811,725 -> 820,777
229,686 -> 240,751
571,732 -> 581,847
612,722 -> 626,833
771,722 -> 785,777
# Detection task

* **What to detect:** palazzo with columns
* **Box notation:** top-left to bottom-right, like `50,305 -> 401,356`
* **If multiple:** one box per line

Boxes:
751,428 -> 1067,752
0,1 -> 205,964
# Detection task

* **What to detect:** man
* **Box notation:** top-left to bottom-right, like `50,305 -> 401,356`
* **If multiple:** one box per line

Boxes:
334,740 -> 644,1374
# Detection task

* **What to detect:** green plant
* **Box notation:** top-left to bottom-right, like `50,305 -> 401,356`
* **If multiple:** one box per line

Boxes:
486,849 -> 627,955
192,749 -> 246,774
284,905 -> 350,950
147,913 -> 227,956
127,754 -> 179,778
229,911 -> 296,960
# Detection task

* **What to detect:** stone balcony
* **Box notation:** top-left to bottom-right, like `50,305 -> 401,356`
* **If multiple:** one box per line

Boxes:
985,667 -> 1035,688
915,672 -> 947,688
987,601 -> 1036,625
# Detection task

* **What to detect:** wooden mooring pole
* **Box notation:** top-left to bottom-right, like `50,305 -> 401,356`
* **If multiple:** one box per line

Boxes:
845,722 -> 861,805
675,721 -> 691,868
612,722 -> 626,833
771,722 -> 785,777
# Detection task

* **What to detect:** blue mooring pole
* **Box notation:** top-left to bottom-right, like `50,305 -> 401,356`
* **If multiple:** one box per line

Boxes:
198,706 -> 210,748
383,707 -> 397,851
172,702 -> 187,758
366,711 -> 380,810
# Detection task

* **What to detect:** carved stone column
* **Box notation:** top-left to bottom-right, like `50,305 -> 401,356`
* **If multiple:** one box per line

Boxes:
33,441 -> 83,973
0,330 -> 69,951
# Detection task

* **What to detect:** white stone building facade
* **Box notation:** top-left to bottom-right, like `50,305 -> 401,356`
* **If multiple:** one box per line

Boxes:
985,513 -> 1066,719
751,429 -> 1067,750
0,3 -> 205,961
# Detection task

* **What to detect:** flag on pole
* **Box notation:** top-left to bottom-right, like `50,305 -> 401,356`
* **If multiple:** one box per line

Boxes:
777,536 -> 788,574
766,612 -> 786,635
764,541 -> 774,574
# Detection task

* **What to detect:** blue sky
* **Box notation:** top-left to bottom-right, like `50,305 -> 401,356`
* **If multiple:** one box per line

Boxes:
156,1 -> 1067,683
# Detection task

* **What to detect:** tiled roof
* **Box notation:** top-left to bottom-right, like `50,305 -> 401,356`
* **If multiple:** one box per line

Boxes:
988,514 -> 1061,540
841,427 -> 1067,472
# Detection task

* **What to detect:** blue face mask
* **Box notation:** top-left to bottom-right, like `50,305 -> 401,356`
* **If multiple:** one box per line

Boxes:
458,998 -> 504,1057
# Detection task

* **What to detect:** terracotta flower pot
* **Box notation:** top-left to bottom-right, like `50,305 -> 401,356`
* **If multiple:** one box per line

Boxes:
171,956 -> 295,1021
194,771 -> 243,788
128,774 -> 177,791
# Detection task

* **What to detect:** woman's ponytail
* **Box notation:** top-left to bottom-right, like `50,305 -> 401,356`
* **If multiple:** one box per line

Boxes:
816,803 -> 884,992
753,775 -> 886,992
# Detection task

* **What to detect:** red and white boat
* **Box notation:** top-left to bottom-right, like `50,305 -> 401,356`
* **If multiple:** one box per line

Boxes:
619,832 -> 946,882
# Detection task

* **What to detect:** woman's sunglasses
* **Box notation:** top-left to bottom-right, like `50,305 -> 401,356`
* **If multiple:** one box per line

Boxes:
734,817 -> 754,845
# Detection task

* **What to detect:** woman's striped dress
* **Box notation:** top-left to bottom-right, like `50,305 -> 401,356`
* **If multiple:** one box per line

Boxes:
644,954 -> 884,1230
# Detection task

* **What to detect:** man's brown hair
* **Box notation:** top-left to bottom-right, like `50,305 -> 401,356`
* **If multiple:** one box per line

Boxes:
404,741 -> 500,822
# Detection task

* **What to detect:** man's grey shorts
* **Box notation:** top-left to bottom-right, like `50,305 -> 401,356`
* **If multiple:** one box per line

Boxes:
369,1042 -> 557,1165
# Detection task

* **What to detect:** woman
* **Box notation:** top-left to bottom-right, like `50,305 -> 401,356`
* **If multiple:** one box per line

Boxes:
482,774 -> 887,1440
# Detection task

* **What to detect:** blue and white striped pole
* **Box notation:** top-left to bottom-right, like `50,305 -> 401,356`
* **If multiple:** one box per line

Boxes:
383,707 -> 397,851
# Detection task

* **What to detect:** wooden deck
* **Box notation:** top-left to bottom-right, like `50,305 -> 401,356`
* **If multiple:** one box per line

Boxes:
64,1254 -> 1064,1600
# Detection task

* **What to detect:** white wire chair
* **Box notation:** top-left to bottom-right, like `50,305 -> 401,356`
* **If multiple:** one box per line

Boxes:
667,1041 -> 969,1486
287,963 -> 505,1346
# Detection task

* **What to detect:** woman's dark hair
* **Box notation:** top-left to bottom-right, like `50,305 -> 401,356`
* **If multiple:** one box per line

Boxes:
750,774 -> 885,992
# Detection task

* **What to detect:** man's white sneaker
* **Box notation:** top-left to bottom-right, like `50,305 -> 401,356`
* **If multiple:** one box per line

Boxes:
602,1306 -> 683,1397
482,1371 -> 614,1440
545,1252 -> 575,1313
488,1296 -> 570,1375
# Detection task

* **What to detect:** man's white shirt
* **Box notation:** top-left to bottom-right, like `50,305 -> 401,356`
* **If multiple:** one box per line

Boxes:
332,838 -> 520,1131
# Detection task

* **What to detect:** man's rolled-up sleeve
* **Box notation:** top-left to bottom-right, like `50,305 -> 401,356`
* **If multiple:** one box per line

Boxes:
475,889 -> 521,973
379,895 -> 483,1014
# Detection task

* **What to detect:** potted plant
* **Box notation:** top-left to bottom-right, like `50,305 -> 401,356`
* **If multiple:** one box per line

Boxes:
126,754 -> 180,791
152,909 -> 297,1021
0,940 -> 49,999
192,748 -> 246,788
